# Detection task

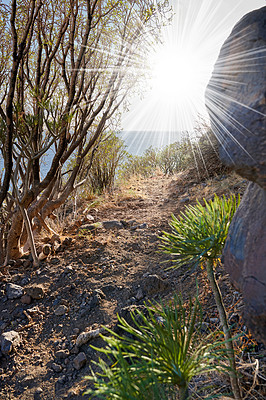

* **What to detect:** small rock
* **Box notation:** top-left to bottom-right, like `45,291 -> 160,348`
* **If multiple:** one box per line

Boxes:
78,224 -> 98,233
54,305 -> 68,316
138,223 -> 148,229
0,330 -> 21,355
73,352 -> 87,370
86,214 -> 95,222
89,293 -> 101,308
142,274 -> 170,295
26,284 -> 44,300
76,328 -> 105,347
52,362 -> 63,372
93,289 -> 106,299
27,306 -> 39,315
70,346 -> 79,355
180,197 -> 190,203
21,277 -> 30,285
21,294 -> 32,305
135,288 -> 144,300
55,349 -> 70,359
101,284 -> 117,295
102,220 -> 124,230
57,375 -> 67,384
6,283 -> 23,299
199,322 -> 210,333
38,252 -> 47,261
34,387 -> 43,400
50,257 -> 60,265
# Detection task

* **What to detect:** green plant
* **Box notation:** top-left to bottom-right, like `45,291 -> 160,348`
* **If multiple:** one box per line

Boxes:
85,294 -> 229,400
160,194 -> 242,399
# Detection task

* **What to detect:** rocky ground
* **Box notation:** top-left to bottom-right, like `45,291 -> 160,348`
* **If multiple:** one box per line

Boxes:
0,171 -> 265,400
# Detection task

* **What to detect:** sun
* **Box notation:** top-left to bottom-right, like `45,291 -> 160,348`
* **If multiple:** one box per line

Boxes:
151,44 -> 207,108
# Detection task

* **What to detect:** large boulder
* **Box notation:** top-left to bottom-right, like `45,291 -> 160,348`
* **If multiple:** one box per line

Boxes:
206,7 -> 266,343
222,183 -> 266,342
206,6 -> 266,188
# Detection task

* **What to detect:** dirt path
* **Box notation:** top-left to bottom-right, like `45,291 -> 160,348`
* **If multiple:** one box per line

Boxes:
1,172 -> 263,400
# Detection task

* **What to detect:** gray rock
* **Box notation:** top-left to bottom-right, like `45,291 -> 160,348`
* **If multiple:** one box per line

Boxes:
55,349 -> 70,359
21,294 -> 32,304
78,223 -> 98,233
206,6 -> 266,188
0,330 -> 21,355
206,6 -> 266,345
52,362 -> 63,372
54,305 -> 68,316
93,289 -> 106,299
180,197 -> 190,203
102,220 -> 124,230
6,283 -> 23,299
135,288 -> 144,300
210,318 -> 219,324
101,284 -> 117,295
73,352 -> 87,370
222,183 -> 266,344
142,274 -> 170,295
25,284 -> 44,300
57,375 -> 67,384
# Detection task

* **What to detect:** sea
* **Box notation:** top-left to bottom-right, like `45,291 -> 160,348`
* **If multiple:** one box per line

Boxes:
0,131 -> 182,176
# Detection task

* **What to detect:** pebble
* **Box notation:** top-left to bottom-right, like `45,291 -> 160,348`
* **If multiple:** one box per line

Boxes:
102,220 -> 124,230
210,318 -> 219,324
52,362 -> 63,372
26,284 -> 44,300
180,197 -> 190,203
54,305 -> 68,316
55,349 -> 70,359
21,294 -> 32,304
6,283 -> 24,299
135,288 -> 144,300
73,352 -> 87,370
57,375 -> 67,384
142,274 -> 170,295
0,330 -> 21,355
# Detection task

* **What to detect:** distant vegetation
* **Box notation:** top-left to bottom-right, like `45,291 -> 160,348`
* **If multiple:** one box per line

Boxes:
118,127 -> 228,183
70,124 -> 229,202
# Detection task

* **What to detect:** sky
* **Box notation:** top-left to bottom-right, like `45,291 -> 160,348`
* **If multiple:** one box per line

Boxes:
121,0 -> 266,134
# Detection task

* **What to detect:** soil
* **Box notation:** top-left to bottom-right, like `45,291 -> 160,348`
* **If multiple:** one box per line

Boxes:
0,171 -> 265,400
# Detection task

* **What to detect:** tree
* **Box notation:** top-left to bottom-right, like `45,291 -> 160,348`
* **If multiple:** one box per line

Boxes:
0,0 -> 170,264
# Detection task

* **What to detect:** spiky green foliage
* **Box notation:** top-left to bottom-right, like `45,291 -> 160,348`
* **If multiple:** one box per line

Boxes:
160,194 -> 242,400
160,194 -> 240,268
85,295 -> 229,400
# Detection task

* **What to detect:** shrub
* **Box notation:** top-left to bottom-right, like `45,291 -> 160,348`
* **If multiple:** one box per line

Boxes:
85,294 -> 229,400
71,132 -> 127,196
160,194 -> 242,399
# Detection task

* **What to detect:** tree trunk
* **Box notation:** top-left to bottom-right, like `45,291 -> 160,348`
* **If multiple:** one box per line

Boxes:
4,210 -> 24,264
206,260 -> 242,400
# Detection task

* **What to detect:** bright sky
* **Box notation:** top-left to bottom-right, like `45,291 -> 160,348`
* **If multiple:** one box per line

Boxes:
121,0 -> 266,134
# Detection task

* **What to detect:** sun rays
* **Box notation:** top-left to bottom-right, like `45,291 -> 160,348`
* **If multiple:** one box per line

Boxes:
120,0 -> 266,159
